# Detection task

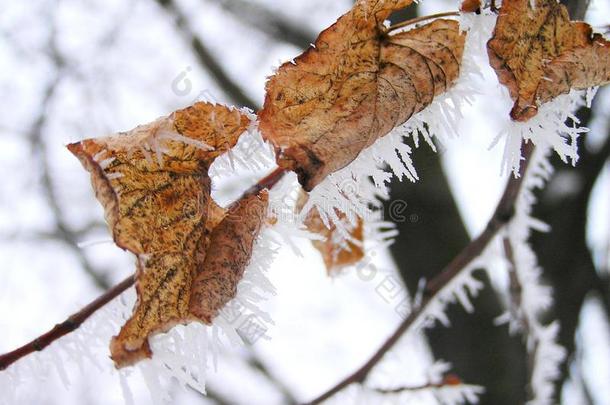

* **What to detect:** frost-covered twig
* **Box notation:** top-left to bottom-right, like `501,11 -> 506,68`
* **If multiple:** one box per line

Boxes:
0,167 -> 286,372
368,368 -> 484,405
305,143 -> 536,405
373,380 -> 470,394
371,382 -> 484,405
503,237 -> 528,333
0,276 -> 135,372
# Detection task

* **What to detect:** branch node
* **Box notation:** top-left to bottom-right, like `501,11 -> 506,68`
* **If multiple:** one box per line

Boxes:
32,339 -> 44,352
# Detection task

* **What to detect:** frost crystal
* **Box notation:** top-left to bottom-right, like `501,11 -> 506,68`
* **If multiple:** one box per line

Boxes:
491,86 -> 592,177
208,121 -> 276,178
411,254 -> 487,331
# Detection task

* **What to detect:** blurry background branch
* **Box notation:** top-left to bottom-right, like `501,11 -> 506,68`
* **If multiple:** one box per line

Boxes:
27,15 -> 111,291
208,0 -> 315,50
154,0 -> 258,109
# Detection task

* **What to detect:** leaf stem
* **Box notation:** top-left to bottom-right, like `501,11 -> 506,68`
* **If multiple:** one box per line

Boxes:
0,167 -> 286,372
304,143 -> 535,405
386,11 -> 461,33
372,376 -> 463,394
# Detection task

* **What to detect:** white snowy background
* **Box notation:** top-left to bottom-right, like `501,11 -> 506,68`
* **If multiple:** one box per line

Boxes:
0,0 -> 608,404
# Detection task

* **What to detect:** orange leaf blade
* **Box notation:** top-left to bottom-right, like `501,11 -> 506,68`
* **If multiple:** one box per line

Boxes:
259,0 -> 464,190
189,191 -> 269,323
68,102 -> 250,367
487,0 -> 609,121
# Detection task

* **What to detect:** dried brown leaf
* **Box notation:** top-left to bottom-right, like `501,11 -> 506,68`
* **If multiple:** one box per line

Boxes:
298,192 -> 365,275
487,0 -> 610,121
259,0 -> 465,190
68,102 -> 250,367
189,191 -> 269,323
536,38 -> 610,104
460,0 -> 481,13
308,210 -> 365,275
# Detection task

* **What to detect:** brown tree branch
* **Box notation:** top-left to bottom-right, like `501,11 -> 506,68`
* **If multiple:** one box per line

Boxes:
0,167 -> 286,372
386,135 -> 528,404
0,276 -> 135,371
304,143 -> 535,405
372,375 -> 466,394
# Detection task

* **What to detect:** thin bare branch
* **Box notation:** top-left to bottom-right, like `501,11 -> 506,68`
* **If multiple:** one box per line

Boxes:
304,143 -> 535,405
386,11 -> 460,33
0,276 -> 135,371
372,375 -> 463,394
